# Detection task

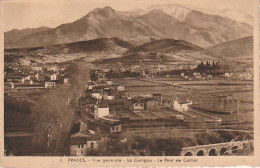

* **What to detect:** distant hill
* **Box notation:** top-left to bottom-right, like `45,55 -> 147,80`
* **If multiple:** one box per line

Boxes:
39,37 -> 134,55
4,27 -> 51,45
4,37 -> 134,65
5,5 -> 252,49
208,36 -> 253,59
126,39 -> 213,55
95,39 -> 219,65
5,37 -> 134,55
208,36 -> 253,71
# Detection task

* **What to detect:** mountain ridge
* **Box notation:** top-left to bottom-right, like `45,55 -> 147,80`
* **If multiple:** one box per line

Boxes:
94,39 -> 219,66
4,5 -> 253,49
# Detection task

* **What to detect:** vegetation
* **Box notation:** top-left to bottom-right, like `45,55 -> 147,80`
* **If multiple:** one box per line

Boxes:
105,69 -> 141,79
4,96 -> 32,121
31,61 -> 90,155
88,130 -> 253,156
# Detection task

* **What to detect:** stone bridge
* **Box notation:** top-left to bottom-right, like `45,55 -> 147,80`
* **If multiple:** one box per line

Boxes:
181,140 -> 253,156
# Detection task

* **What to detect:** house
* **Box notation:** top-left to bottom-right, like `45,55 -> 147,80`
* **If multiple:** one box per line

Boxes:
4,82 -> 14,91
70,122 -> 98,156
206,75 -> 213,80
24,79 -> 33,85
97,77 -> 108,83
70,122 -> 95,138
32,66 -> 43,71
106,80 -> 113,85
24,75 -> 31,80
194,75 -> 202,79
64,78 -> 69,84
110,122 -> 122,133
152,94 -> 162,105
47,66 -> 59,72
83,97 -> 98,113
34,73 -> 40,81
44,82 -> 55,88
162,99 -> 172,106
83,97 -> 98,106
193,72 -> 200,76
224,73 -> 234,77
146,99 -> 159,109
173,98 -> 192,112
131,99 -> 146,112
103,94 -> 115,100
103,89 -> 115,100
94,103 -> 109,118
117,85 -> 125,92
87,82 -> 95,90
92,93 -> 102,100
175,115 -> 184,121
93,85 -> 106,93
50,74 -> 57,81
70,137 -> 88,156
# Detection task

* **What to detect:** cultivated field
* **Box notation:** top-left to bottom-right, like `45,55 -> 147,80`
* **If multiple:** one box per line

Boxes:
113,77 -> 254,130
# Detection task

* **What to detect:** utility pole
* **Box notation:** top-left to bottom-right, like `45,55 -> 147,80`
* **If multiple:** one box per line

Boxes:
237,98 -> 240,123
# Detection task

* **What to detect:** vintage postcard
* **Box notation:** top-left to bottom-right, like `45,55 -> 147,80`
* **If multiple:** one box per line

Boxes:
0,0 -> 259,167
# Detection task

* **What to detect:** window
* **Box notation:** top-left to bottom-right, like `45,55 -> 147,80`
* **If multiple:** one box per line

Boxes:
91,142 -> 94,149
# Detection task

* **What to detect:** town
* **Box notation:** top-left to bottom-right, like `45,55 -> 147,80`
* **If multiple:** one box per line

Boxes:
4,57 -> 254,156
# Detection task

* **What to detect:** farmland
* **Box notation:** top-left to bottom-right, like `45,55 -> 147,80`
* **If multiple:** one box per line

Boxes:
112,77 -> 253,131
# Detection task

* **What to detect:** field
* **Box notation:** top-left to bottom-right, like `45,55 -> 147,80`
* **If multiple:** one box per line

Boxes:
113,77 -> 254,130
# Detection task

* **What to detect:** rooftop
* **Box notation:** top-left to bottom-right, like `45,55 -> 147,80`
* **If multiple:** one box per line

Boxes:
71,122 -> 94,136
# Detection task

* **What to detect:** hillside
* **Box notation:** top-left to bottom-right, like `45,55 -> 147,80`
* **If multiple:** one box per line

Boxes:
4,37 -> 134,65
4,27 -> 52,45
38,37 -> 134,55
209,36 -> 253,59
209,36 -> 253,71
5,5 -> 253,49
95,39 -> 219,65
126,39 -> 213,55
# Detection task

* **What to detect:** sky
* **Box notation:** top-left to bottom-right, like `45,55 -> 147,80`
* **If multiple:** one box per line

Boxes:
2,0 -> 256,32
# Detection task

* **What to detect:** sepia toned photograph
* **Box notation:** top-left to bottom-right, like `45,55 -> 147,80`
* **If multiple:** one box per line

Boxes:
1,0 -> 258,161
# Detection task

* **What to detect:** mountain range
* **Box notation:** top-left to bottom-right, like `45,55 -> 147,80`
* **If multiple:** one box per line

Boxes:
4,4 -> 253,49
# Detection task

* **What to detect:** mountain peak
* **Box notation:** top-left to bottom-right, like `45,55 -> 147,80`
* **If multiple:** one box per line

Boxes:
90,6 -> 115,17
146,9 -> 168,15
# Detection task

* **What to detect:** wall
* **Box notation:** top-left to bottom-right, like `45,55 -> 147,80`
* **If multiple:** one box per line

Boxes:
70,144 -> 87,156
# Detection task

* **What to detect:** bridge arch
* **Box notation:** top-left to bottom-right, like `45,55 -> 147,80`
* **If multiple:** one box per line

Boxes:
181,140 -> 253,156
208,148 -> 218,156
231,146 -> 238,153
196,149 -> 207,156
184,152 -> 193,156
220,147 -> 227,155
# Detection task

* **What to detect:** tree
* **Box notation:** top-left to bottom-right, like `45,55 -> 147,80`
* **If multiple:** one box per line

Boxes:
31,61 -> 90,155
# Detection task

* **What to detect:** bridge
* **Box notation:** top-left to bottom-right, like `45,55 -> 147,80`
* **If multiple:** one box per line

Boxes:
181,140 -> 253,156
